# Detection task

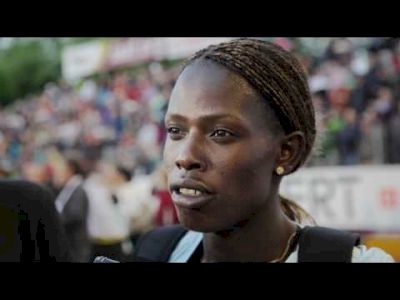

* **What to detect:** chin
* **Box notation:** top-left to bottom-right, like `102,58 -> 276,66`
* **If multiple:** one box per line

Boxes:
177,209 -> 234,233
178,212 -> 218,233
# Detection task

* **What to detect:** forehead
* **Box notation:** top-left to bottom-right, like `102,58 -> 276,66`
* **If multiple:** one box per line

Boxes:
167,60 -> 266,121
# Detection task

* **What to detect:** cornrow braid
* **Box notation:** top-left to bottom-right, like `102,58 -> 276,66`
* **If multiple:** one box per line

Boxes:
182,38 -> 316,172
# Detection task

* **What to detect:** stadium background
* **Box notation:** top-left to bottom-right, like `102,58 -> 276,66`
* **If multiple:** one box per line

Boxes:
1,37 -> 399,261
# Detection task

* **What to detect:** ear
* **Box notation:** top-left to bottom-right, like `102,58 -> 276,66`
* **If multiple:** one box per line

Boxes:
275,131 -> 306,176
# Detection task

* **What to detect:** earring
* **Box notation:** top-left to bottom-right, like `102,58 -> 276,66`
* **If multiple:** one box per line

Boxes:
276,166 -> 285,176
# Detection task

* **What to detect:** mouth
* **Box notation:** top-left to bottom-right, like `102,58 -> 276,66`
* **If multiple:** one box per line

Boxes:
170,181 -> 215,209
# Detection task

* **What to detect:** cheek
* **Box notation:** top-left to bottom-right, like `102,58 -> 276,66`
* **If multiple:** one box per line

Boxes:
216,148 -> 275,200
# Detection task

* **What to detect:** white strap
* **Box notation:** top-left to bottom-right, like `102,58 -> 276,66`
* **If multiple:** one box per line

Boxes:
168,231 -> 203,263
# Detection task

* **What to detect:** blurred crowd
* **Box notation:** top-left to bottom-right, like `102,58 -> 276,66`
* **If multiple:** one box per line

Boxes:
299,37 -> 400,165
0,60 -> 180,261
0,37 -> 400,261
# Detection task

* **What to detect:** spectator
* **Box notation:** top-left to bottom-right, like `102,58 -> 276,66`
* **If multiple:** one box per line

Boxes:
359,105 -> 385,164
152,165 -> 179,227
53,153 -> 91,262
387,101 -> 400,163
337,108 -> 361,165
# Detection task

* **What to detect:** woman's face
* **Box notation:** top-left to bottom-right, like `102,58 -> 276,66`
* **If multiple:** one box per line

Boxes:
164,60 -> 281,232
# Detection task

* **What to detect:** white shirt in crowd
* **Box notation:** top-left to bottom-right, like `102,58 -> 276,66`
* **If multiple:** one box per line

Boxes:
83,173 -> 158,241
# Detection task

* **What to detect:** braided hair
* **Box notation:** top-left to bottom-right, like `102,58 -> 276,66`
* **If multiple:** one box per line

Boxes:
181,38 -> 316,224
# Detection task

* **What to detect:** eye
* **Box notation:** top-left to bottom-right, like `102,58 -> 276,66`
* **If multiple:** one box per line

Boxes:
210,129 -> 235,138
167,127 -> 181,135
167,126 -> 184,140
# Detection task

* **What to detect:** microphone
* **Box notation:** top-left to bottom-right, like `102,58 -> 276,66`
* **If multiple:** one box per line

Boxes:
93,256 -> 120,263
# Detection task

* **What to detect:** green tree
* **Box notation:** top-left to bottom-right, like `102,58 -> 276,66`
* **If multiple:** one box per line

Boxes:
0,38 -> 62,106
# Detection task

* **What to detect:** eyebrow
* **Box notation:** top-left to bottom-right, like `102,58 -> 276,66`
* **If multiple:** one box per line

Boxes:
165,113 -> 244,123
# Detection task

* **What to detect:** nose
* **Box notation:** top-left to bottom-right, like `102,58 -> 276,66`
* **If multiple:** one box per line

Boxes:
175,133 -> 206,172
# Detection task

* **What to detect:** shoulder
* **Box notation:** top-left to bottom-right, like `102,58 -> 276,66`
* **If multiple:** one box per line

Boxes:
134,225 -> 188,262
287,224 -> 395,263
168,230 -> 203,263
139,224 -> 187,241
299,225 -> 395,262
352,245 -> 395,262
297,225 -> 360,262
286,244 -> 395,263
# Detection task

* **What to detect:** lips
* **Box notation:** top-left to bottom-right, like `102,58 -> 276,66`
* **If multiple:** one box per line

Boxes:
170,179 -> 215,209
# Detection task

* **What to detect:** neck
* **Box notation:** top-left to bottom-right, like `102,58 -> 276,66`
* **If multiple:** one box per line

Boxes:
201,196 -> 297,263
